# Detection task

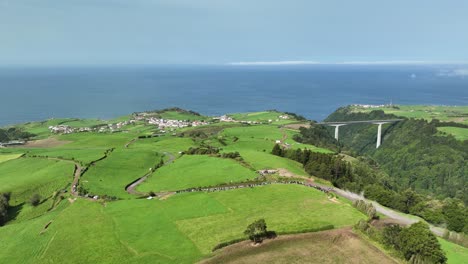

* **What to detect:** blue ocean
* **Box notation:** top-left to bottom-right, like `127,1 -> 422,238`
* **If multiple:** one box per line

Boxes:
0,65 -> 467,126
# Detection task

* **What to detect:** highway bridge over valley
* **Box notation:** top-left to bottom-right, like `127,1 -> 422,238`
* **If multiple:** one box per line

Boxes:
317,119 -> 404,148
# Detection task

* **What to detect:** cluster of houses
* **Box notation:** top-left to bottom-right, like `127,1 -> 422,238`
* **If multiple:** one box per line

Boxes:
49,120 -> 136,134
214,115 -> 235,122
214,115 -> 265,124
147,117 -> 209,129
49,125 -> 75,134
352,104 -> 390,109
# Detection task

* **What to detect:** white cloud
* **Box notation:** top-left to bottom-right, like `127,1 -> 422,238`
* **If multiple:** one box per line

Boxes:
338,60 -> 431,65
228,61 -> 320,66
437,69 -> 468,77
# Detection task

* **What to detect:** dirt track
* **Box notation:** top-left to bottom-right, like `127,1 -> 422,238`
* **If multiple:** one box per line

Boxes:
126,152 -> 175,195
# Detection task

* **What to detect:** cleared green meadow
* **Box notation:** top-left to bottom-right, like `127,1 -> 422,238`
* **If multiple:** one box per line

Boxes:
438,127 -> 468,141
0,184 -> 365,263
58,132 -> 136,148
439,238 -> 468,264
25,148 -> 107,165
138,155 -> 257,192
81,147 -> 162,198
130,136 -> 196,155
158,110 -> 208,121
221,125 -> 331,152
351,105 -> 468,124
4,109 -> 454,263
0,153 -> 22,164
0,158 -> 74,206
228,111 -> 298,125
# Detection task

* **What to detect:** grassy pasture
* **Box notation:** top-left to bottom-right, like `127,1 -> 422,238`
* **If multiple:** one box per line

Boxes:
351,105 -> 468,124
137,155 -> 257,192
228,111 -> 298,125
25,148 -> 107,165
437,127 -> 468,141
0,153 -> 22,164
58,132 -> 136,148
81,148 -> 162,198
439,238 -> 468,264
130,136 -> 196,155
0,184 -> 365,263
0,158 -> 73,206
221,125 -> 332,153
177,184 -> 364,255
158,110 -> 208,121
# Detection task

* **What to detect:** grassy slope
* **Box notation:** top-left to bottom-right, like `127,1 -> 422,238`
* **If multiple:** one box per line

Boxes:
228,111 -> 298,125
439,238 -> 468,264
131,136 -> 196,156
25,148 -> 107,165
437,127 -> 468,141
201,228 -> 399,264
138,155 -> 257,192
0,153 -> 23,164
0,158 -> 74,206
0,185 -> 365,264
350,105 -> 468,124
81,147 -> 161,198
158,110 -> 207,121
177,185 -> 364,255
0,111 -> 414,263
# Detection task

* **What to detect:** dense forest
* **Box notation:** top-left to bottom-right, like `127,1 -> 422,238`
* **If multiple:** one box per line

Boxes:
324,106 -> 467,204
273,144 -> 468,234
275,107 -> 468,233
0,128 -> 35,142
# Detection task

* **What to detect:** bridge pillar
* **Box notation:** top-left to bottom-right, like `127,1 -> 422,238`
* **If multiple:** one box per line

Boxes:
331,124 -> 346,141
374,122 -> 388,148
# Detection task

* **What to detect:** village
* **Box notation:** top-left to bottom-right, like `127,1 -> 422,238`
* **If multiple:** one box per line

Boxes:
47,112 -> 292,135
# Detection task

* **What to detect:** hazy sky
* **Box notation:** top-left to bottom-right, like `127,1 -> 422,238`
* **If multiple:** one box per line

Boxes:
1,0 -> 468,65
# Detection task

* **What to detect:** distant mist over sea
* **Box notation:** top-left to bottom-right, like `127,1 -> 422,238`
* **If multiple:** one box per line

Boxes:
0,64 -> 467,126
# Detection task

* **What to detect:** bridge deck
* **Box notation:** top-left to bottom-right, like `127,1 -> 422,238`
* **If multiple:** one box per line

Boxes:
317,119 -> 404,125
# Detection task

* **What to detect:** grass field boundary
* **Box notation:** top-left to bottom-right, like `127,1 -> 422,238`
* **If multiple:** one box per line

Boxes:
211,224 -> 336,252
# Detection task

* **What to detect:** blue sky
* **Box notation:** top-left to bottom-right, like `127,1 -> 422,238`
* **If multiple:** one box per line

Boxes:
1,0 -> 468,65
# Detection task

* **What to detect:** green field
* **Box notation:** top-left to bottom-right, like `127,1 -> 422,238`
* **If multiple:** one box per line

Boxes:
138,155 -> 257,192
438,127 -> 468,141
0,184 -> 365,263
25,148 -> 107,165
81,147 -> 162,198
439,238 -> 468,264
158,110 -> 208,121
0,109 -> 461,263
228,111 -> 299,125
0,153 -> 23,164
0,158 -> 74,206
351,105 -> 468,124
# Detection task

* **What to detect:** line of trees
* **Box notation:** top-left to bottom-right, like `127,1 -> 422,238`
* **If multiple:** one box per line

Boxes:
0,192 -> 11,226
356,220 -> 446,264
0,127 -> 36,142
383,222 -> 447,264
353,200 -> 377,220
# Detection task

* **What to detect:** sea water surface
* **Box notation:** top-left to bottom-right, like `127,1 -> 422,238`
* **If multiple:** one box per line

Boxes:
0,64 -> 467,126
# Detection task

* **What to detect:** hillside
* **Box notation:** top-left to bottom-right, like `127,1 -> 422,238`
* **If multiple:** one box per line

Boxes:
0,108 -> 465,263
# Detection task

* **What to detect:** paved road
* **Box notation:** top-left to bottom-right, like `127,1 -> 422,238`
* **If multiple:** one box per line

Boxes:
331,188 -> 445,236
317,119 -> 404,125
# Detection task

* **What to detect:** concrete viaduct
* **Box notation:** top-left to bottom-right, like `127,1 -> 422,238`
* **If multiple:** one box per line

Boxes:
317,119 -> 404,148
